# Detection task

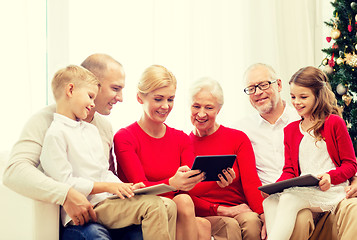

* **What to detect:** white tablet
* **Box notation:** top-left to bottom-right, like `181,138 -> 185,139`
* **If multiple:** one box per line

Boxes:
108,183 -> 176,199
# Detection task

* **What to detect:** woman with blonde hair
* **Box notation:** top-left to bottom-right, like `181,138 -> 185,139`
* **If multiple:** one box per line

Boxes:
114,65 -> 211,240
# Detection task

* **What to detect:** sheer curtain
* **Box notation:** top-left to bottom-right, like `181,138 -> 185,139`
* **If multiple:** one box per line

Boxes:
1,0 -> 332,153
0,0 -> 46,153
59,0 -> 330,134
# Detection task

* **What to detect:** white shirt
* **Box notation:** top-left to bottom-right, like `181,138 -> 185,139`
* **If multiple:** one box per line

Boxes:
40,113 -> 121,225
234,103 -> 300,185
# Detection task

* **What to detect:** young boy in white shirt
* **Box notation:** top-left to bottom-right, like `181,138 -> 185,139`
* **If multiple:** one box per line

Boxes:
40,65 -> 176,240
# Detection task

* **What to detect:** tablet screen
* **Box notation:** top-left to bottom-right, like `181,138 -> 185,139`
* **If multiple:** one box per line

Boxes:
191,155 -> 236,181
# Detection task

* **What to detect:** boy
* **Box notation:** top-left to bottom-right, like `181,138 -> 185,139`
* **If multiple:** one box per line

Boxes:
40,65 -> 175,240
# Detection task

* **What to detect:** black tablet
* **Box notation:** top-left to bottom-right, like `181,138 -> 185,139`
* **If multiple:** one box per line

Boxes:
258,174 -> 320,195
191,155 -> 237,181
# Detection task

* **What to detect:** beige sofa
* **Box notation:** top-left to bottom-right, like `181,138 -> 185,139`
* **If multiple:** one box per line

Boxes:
0,151 -> 59,240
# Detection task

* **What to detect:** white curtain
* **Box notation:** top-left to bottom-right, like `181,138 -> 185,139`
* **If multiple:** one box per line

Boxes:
0,0 -> 46,153
1,0 -> 332,152
61,0 -> 331,134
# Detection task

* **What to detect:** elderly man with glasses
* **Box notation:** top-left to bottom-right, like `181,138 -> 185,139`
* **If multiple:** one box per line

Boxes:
235,63 -> 357,240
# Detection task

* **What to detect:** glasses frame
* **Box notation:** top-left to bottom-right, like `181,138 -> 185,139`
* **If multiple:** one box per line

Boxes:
243,79 -> 278,95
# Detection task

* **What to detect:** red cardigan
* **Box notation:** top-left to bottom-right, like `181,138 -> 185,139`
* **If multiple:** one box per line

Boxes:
113,122 -> 194,199
189,125 -> 264,216
278,114 -> 357,185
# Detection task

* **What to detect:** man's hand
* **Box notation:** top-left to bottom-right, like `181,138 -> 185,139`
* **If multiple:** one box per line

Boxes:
318,173 -> 331,191
63,188 -> 97,226
260,213 -> 267,240
345,176 -> 357,198
217,167 -> 236,188
217,203 -> 252,218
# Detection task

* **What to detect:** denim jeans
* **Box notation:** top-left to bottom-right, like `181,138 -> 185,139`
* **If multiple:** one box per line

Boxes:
61,223 -> 143,240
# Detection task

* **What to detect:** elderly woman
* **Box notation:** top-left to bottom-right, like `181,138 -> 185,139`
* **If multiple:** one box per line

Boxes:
188,77 -> 266,240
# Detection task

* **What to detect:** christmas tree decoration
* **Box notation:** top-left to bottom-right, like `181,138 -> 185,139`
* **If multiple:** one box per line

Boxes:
345,52 -> 357,67
351,1 -> 357,11
326,36 -> 332,42
348,18 -> 353,32
343,94 -> 353,106
331,28 -> 341,39
336,83 -> 347,95
322,0 -> 357,151
336,57 -> 345,65
323,65 -> 334,74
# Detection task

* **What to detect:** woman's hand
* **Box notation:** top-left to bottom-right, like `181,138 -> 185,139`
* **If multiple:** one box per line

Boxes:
345,176 -> 357,198
169,165 -> 205,191
317,173 -> 331,191
216,167 -> 236,188
217,203 -> 252,218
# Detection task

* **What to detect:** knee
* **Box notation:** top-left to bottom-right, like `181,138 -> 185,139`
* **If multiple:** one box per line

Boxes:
294,209 -> 314,230
235,212 -> 261,235
173,194 -> 195,218
197,217 -> 211,233
164,198 -> 178,220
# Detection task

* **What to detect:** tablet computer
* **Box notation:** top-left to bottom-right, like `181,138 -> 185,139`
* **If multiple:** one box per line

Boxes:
258,174 -> 320,195
108,183 -> 176,199
190,155 -> 237,181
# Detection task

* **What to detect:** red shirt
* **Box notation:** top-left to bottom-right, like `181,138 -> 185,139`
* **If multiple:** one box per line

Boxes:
279,114 -> 357,185
189,125 -> 264,216
113,122 -> 194,199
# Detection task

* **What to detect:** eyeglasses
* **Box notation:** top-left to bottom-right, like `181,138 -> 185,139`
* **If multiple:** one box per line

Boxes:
243,80 -> 278,95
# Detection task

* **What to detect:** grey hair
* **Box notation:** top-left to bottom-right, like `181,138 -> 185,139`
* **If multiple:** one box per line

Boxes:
190,77 -> 224,106
243,63 -> 278,83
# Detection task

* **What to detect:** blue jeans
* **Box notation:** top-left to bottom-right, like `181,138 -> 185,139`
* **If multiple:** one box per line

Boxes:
61,223 -> 143,240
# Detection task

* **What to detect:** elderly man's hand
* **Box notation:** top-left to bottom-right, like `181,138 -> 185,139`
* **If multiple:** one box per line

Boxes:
216,167 -> 236,188
346,176 -> 357,199
63,188 -> 97,226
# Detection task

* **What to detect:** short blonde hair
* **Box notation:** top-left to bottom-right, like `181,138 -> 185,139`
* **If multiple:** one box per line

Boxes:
51,65 -> 100,101
137,65 -> 176,95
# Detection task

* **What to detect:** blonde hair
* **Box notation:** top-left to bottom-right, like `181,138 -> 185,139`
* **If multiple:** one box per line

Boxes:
289,66 -> 342,141
51,65 -> 100,101
190,77 -> 224,106
137,65 -> 176,95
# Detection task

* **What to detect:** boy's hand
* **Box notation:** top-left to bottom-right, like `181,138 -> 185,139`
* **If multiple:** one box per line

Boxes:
132,182 -> 145,190
106,182 -> 135,199
317,173 -> 331,191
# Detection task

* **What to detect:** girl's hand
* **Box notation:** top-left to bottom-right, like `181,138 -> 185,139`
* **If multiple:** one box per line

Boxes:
345,176 -> 357,198
317,173 -> 331,191
169,165 -> 205,191
261,191 -> 269,199
216,167 -> 236,188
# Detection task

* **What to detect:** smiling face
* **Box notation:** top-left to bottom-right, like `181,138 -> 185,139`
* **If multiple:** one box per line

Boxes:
92,63 -> 125,117
69,83 -> 99,121
245,66 -> 282,116
191,89 -> 221,137
138,84 -> 176,124
290,83 -> 315,120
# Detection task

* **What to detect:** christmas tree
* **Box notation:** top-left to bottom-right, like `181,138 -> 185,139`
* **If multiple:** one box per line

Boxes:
322,0 -> 357,151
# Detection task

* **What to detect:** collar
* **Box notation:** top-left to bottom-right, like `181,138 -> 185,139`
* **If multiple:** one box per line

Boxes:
53,113 -> 85,128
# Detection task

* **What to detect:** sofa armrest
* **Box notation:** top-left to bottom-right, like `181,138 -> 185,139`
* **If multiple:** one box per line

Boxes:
0,181 -> 60,240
